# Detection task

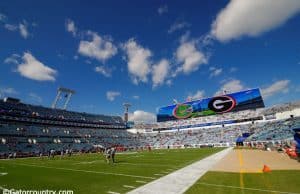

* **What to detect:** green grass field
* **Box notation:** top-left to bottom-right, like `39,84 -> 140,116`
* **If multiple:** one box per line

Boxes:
186,170 -> 300,194
1,148 -> 299,194
0,148 -> 223,194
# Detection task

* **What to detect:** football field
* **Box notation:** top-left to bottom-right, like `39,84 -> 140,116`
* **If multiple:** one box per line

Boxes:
0,148 -> 299,194
0,148 -> 222,194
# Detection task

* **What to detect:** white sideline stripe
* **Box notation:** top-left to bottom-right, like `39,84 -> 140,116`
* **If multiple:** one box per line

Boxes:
107,191 -> 120,194
120,162 -> 174,168
198,182 -> 300,194
136,180 -> 147,184
123,185 -> 136,189
75,161 -> 99,165
12,163 -> 155,180
127,147 -> 233,194
117,152 -> 138,155
0,172 -> 8,176
154,174 -> 163,176
74,160 -> 175,168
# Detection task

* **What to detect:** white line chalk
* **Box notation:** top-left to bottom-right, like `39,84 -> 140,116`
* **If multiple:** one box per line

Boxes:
128,148 -> 233,194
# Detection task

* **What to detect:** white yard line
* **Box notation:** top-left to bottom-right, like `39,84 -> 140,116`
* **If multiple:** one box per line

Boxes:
123,185 -> 136,189
11,163 -> 156,180
197,182 -> 300,194
118,162 -> 175,168
127,148 -> 233,194
107,191 -> 120,194
136,180 -> 147,184
74,160 -> 100,165
117,152 -> 138,155
74,160 -> 176,168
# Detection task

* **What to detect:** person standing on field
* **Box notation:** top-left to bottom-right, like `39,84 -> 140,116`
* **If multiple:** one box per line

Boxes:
111,147 -> 116,163
105,147 -> 112,164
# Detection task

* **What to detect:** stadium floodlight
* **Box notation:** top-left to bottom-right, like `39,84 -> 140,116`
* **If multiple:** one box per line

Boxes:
51,87 -> 76,110
123,103 -> 131,123
173,99 -> 179,104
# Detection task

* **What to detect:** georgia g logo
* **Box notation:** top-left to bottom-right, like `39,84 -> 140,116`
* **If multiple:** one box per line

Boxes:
208,95 -> 236,113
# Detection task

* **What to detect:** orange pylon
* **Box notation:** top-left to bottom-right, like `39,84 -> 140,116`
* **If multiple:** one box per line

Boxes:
262,164 -> 271,173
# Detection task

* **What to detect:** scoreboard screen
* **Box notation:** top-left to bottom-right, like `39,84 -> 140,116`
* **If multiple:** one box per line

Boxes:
157,88 -> 265,122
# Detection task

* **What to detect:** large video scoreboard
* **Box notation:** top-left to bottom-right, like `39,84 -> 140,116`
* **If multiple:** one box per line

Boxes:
157,88 -> 265,122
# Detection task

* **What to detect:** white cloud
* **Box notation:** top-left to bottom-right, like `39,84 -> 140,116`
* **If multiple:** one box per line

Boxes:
229,67 -> 237,73
0,13 -> 6,22
1,14 -> 32,39
168,21 -> 190,34
166,80 -> 172,86
28,92 -> 42,103
211,0 -> 300,42
158,5 -> 168,15
3,22 -> 30,39
133,95 -> 140,100
95,66 -> 112,77
261,80 -> 290,99
175,39 -> 207,75
4,54 -> 20,64
128,110 -> 156,123
17,52 -> 57,81
19,22 -> 29,39
187,90 -> 205,101
78,31 -> 117,62
66,19 -> 77,37
122,38 -> 152,84
106,91 -> 121,101
209,67 -> 223,77
4,24 -> 18,31
152,59 -> 170,88
0,87 -> 18,97
215,79 -> 245,96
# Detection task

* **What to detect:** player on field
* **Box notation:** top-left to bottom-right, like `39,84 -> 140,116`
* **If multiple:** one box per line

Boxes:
111,147 -> 116,163
105,147 -> 112,164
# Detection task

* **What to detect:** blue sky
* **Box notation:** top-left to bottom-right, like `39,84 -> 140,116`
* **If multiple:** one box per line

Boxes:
1,0 -> 300,122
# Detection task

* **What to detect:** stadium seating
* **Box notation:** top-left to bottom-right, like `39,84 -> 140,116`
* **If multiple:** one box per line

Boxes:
1,98 -> 300,158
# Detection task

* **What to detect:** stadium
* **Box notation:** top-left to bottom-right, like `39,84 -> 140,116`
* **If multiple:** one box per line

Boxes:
0,87 -> 300,194
1,1 -> 300,194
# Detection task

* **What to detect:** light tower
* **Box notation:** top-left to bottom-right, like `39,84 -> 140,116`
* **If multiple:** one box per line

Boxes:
123,103 -> 131,123
52,87 -> 75,110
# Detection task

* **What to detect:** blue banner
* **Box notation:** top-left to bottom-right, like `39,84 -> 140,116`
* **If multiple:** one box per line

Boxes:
157,88 -> 265,122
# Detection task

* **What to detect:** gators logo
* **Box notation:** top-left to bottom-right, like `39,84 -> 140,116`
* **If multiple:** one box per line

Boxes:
172,104 -> 193,119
